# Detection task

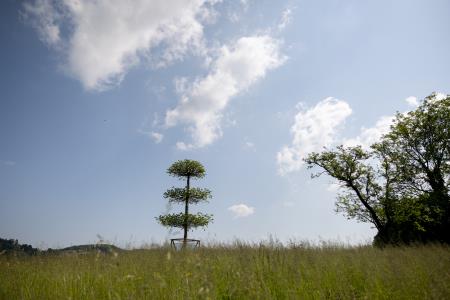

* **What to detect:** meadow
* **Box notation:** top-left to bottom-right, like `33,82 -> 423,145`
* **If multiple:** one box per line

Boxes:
0,242 -> 449,299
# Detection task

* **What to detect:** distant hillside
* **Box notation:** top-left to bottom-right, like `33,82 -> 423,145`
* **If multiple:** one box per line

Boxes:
1,238 -> 123,255
59,244 -> 122,253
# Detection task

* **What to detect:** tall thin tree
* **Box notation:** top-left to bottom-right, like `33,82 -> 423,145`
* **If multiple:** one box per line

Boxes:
157,159 -> 213,245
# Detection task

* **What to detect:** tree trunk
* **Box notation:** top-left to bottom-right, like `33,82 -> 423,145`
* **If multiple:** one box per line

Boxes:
183,175 -> 190,246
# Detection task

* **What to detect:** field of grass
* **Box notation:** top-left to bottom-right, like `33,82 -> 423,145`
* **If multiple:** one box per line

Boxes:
1,243 -> 449,299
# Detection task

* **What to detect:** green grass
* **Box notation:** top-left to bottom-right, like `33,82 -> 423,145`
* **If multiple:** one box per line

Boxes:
1,243 -> 449,299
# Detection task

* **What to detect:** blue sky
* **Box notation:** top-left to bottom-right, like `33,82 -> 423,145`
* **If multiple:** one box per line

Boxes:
1,0 -> 449,248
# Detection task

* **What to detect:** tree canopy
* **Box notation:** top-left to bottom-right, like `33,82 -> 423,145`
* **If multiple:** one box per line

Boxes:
305,93 -> 450,245
167,159 -> 206,179
158,212 -> 212,229
164,187 -> 212,204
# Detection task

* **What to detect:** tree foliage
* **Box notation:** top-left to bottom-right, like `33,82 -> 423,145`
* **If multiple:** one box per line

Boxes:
305,93 -> 450,245
167,159 -> 206,179
306,146 -> 384,229
164,187 -> 212,204
157,213 -> 213,229
157,159 -> 213,243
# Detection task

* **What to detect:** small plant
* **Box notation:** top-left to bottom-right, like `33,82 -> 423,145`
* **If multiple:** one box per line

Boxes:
157,159 -> 213,247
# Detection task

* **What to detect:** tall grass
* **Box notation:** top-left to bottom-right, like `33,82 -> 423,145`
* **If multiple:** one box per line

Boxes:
1,243 -> 449,299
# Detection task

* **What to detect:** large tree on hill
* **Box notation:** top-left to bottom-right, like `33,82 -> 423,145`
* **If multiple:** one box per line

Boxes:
157,159 -> 213,245
305,93 -> 450,245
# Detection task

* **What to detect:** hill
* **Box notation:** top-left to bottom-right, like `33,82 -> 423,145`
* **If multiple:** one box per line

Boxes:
59,244 -> 122,254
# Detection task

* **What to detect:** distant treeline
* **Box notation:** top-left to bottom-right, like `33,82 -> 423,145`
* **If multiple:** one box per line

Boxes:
0,238 -> 39,255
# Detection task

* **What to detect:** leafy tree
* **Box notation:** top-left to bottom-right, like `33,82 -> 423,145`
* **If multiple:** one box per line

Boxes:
157,160 -> 213,244
380,93 -> 450,243
305,93 -> 450,245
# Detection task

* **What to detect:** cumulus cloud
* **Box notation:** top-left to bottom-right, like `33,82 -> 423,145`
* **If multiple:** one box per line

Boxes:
277,97 -> 352,175
405,96 -> 419,107
278,93 -> 449,176
23,0 -> 218,90
343,115 -> 394,149
165,35 -> 286,148
228,204 -> 255,218
22,0 -> 62,46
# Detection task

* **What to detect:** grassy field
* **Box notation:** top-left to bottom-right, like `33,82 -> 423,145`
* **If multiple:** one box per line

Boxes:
1,243 -> 449,299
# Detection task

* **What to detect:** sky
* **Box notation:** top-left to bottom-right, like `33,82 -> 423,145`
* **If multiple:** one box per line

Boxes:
1,0 -> 449,249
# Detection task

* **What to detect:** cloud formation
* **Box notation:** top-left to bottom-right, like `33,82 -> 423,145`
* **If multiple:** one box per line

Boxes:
23,0 -> 218,90
166,35 -> 286,148
344,93 -> 448,150
405,96 -> 419,107
150,132 -> 164,144
228,204 -> 255,218
137,128 -> 164,144
278,93 -> 450,175
22,0 -> 62,46
277,97 -> 352,175
343,115 -> 394,149
343,94 -> 450,150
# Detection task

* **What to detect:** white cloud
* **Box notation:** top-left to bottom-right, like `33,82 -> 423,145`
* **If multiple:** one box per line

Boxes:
137,129 -> 164,144
23,0 -> 218,90
277,97 -> 352,175
165,35 -> 286,149
22,0 -> 62,46
150,132 -> 164,144
341,94 -> 450,150
431,92 -> 447,102
343,115 -> 394,149
406,93 -> 447,107
278,93 -> 449,176
228,204 -> 255,218
243,140 -> 255,151
342,94 -> 448,150
227,0 -> 250,23
176,142 -> 195,151
342,93 -> 450,149
405,96 -> 419,107
326,183 -> 341,193
278,8 -> 292,31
